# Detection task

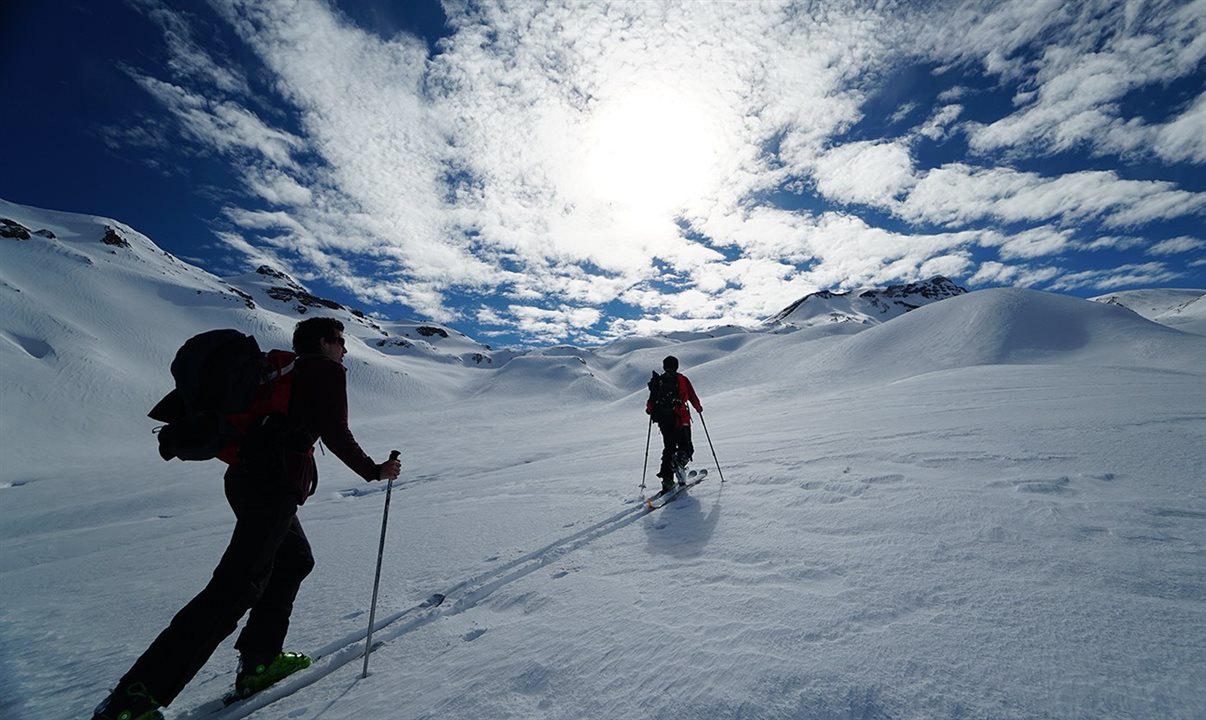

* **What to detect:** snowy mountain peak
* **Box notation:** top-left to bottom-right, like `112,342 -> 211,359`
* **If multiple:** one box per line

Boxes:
766,275 -> 967,331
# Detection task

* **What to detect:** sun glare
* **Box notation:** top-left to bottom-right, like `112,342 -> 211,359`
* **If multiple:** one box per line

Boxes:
585,90 -> 718,214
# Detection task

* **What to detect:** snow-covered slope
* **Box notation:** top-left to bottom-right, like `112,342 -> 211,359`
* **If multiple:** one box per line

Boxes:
0,199 -> 497,471
3,199 -> 1205,720
1091,287 -> 1206,336
816,286 -> 1206,381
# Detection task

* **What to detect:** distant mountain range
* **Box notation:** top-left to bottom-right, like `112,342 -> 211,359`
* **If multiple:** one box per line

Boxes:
0,197 -> 977,368
4,196 -> 1205,477
4,199 -> 1202,372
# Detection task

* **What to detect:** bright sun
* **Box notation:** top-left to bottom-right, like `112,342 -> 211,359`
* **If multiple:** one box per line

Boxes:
585,90 -> 718,214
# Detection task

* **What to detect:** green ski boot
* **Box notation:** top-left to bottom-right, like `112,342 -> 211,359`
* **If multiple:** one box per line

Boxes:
91,681 -> 164,720
233,651 -> 312,699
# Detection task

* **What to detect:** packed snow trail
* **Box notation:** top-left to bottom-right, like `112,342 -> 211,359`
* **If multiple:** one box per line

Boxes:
171,484 -> 718,719
173,595 -> 447,719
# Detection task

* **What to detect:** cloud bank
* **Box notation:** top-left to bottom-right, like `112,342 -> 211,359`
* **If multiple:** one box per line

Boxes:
117,0 -> 1205,343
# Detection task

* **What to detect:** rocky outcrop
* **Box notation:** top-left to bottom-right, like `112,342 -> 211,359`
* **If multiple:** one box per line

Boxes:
2,218 -> 32,240
265,286 -> 344,313
256,265 -> 295,283
2,219 -> 58,241
101,226 -> 131,248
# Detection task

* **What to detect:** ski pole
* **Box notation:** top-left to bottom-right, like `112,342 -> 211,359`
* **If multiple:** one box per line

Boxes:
698,413 -> 726,484
363,449 -> 399,679
640,418 -> 653,494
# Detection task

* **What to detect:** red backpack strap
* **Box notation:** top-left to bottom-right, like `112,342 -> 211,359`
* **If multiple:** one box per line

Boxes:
217,350 -> 297,465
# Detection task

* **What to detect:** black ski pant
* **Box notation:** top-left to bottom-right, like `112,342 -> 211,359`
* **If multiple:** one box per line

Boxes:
657,421 -> 694,480
116,465 -> 315,706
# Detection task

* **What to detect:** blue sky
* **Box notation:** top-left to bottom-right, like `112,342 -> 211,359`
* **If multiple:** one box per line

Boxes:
2,0 -> 1203,346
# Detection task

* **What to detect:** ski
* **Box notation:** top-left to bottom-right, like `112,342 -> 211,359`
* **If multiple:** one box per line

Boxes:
644,469 -> 708,510
176,593 -> 447,719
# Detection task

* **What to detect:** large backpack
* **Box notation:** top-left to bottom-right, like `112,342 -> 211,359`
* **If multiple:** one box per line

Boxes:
148,329 -> 296,463
647,370 -> 682,424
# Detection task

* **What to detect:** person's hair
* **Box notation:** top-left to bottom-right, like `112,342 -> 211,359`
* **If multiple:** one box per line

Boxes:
662,355 -> 679,372
293,317 -> 345,354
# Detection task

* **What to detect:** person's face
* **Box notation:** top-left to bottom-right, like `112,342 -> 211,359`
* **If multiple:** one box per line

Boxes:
320,331 -> 347,364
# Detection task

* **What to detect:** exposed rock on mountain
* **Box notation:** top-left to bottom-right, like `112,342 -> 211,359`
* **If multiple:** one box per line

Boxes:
101,226 -> 130,248
2,218 -> 32,240
766,276 -> 967,331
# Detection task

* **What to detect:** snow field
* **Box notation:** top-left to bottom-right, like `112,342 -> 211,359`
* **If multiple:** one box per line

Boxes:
3,198 -> 1205,718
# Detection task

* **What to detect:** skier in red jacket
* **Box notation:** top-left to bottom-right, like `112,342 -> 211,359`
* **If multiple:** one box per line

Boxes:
646,355 -> 703,493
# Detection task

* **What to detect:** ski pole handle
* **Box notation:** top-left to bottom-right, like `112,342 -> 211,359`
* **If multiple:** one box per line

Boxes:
363,449 -> 400,678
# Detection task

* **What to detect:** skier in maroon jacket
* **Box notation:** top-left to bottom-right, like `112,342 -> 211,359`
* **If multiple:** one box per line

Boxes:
92,317 -> 401,720
646,355 -> 703,493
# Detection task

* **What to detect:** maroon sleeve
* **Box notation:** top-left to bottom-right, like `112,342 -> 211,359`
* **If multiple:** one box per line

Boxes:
314,365 -> 379,482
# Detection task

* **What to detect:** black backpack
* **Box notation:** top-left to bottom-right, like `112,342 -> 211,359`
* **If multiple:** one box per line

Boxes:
148,329 -> 294,462
647,370 -> 682,424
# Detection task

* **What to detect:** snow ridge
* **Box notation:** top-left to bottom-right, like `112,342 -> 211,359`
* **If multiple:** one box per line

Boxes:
1091,288 -> 1206,335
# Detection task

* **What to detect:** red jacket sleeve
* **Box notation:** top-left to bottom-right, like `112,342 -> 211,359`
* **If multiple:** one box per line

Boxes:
681,376 -> 703,413
310,360 -> 379,482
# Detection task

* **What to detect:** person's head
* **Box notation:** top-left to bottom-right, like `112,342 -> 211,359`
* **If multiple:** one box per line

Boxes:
294,317 -> 347,363
662,355 -> 679,373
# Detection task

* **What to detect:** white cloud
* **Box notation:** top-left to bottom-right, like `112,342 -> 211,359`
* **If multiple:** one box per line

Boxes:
1148,236 -> 1206,256
920,253 -> 974,279
504,304 -> 604,343
1084,235 -> 1147,252
812,141 -> 917,207
937,0 -> 1206,164
1153,92 -> 1206,164
889,102 -> 919,125
981,226 -> 1074,260
133,0 -> 251,96
1047,262 -> 1182,291
121,0 -> 1206,341
916,104 -> 964,141
900,165 -> 1205,229
241,168 -> 314,207
968,261 -> 1061,288
130,73 -> 304,168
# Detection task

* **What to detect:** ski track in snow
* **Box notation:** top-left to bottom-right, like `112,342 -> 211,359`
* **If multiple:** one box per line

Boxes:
174,484 -> 708,719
